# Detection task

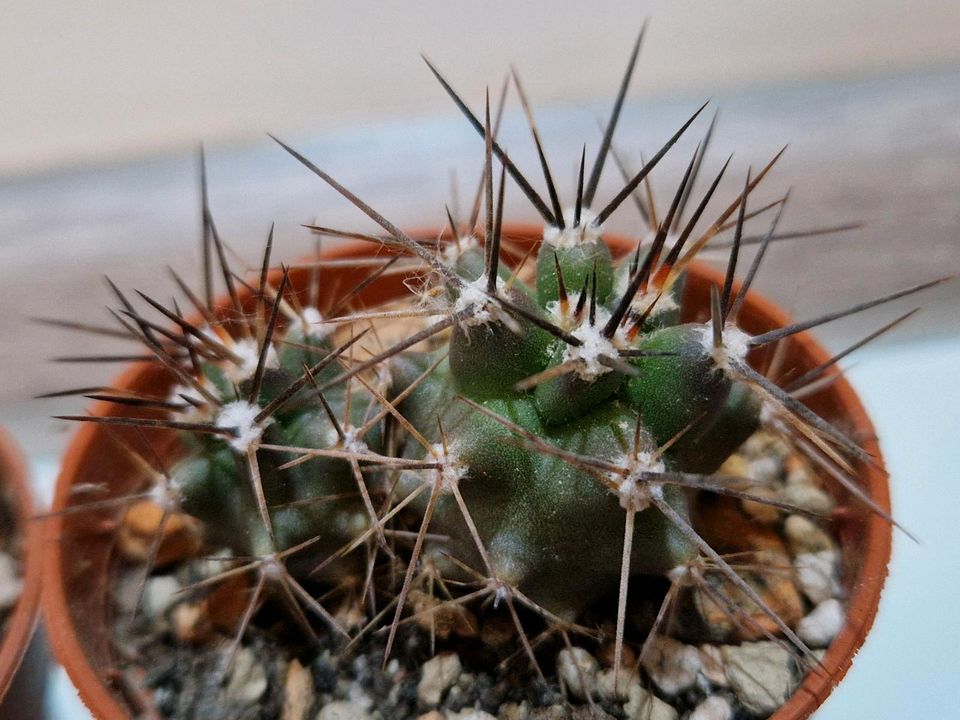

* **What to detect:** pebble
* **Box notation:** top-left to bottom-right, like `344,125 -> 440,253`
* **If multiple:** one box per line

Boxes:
171,600 -> 212,644
142,575 -> 181,620
283,659 -> 316,720
797,598 -> 845,648
0,552 -> 22,612
698,645 -> 727,687
689,695 -> 733,720
417,653 -> 462,707
497,702 -> 528,720
696,550 -> 804,641
596,665 -> 639,702
624,684 -> 679,720
717,455 -> 748,480
316,701 -> 373,720
118,500 -> 201,566
783,515 -> 836,555
556,647 -> 599,701
447,711 -> 498,720
721,642 -> 796,717
785,459 -> 816,486
783,483 -> 835,515
225,647 -> 268,709
417,713 -> 445,720
532,707 -> 614,720
794,550 -> 842,604
747,456 -> 782,485
740,486 -> 782,525
191,548 -> 235,580
640,636 -> 701,696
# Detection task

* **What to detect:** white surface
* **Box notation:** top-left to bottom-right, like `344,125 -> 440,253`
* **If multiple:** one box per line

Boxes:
33,339 -> 960,718
817,338 -> 960,719
3,1 -> 960,177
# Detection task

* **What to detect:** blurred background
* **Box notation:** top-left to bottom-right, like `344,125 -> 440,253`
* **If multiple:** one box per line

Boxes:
0,1 -> 958,718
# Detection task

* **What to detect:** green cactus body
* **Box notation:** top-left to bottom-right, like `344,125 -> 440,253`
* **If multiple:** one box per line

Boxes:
170,324 -> 382,569
383,229 -> 759,617
163,224 -> 760,619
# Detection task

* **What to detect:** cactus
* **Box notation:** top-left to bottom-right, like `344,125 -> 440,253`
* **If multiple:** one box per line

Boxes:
47,30 -> 947,716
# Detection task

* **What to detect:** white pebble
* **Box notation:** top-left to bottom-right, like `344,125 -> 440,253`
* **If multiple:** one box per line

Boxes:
690,695 -> 733,720
625,684 -> 679,720
786,464 -> 815,486
316,701 -> 372,720
698,645 -> 728,687
556,646 -> 599,701
783,483 -> 834,514
596,665 -> 638,702
141,575 -> 181,620
797,598 -> 845,648
225,647 -> 268,708
795,550 -> 843,604
447,711 -> 497,720
784,515 -> 836,555
722,642 -> 797,717
748,456 -> 782,485
417,653 -> 462,707
496,704 -> 527,720
640,636 -> 702,695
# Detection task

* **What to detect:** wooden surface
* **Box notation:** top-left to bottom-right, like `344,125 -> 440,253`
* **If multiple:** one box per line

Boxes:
1,68 -> 958,456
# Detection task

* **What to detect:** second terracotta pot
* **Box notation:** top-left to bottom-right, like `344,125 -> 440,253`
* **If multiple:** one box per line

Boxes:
0,427 -> 44,717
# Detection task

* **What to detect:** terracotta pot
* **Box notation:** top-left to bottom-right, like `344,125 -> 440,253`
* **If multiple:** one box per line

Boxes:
43,226 -> 891,719
0,427 -> 43,706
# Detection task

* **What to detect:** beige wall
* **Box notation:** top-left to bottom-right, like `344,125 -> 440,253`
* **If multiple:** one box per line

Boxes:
2,0 -> 960,177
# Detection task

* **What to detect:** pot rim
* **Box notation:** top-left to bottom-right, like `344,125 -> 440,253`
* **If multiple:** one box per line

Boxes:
0,426 -> 42,701
42,226 -> 891,720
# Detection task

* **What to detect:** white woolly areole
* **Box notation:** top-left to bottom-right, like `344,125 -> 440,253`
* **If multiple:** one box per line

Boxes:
299,306 -> 331,341
429,443 -> 468,492
261,553 -> 285,581
698,323 -> 752,373
453,276 -> 515,329
542,207 -> 602,249
615,451 -> 666,512
340,426 -> 369,455
223,337 -> 279,384
559,305 -> 629,381
216,400 -> 266,452
562,323 -> 617,381
667,564 -> 693,585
